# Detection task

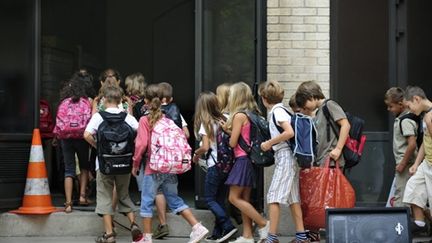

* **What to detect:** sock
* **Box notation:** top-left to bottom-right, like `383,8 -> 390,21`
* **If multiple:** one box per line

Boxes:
296,231 -> 308,240
415,220 -> 426,227
144,233 -> 152,239
266,233 -> 278,243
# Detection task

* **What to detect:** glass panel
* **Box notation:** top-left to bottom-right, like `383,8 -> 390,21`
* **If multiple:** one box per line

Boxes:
0,0 -> 34,133
202,0 -> 255,91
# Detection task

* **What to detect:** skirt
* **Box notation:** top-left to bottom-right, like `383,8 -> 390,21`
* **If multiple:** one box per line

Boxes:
225,156 -> 255,187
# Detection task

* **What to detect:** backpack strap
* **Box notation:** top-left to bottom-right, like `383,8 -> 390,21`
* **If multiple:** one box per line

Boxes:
398,113 -> 417,136
271,106 -> 293,134
322,99 -> 340,141
236,111 -> 252,153
99,110 -> 127,123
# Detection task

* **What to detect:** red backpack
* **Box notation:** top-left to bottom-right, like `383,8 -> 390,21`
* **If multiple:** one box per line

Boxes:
54,97 -> 92,139
39,99 -> 54,138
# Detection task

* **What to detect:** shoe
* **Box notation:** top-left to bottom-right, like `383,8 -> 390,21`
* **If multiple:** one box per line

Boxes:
306,231 -> 320,243
95,232 -> 116,243
289,239 -> 311,243
411,220 -> 429,236
130,222 -> 143,242
153,224 -> 169,239
216,227 -> 238,243
228,236 -> 254,243
188,222 -> 209,243
134,234 -> 152,243
64,201 -> 72,213
205,235 -> 219,242
258,221 -> 270,240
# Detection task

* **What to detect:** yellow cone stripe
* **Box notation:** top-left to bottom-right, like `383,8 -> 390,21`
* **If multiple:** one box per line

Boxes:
24,178 -> 51,195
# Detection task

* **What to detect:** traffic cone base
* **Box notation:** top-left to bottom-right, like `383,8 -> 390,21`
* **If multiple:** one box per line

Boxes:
10,129 -> 59,215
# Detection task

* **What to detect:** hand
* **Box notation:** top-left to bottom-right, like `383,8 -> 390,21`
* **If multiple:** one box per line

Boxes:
131,166 -> 139,177
409,164 -> 418,175
329,147 -> 342,161
260,141 -> 272,151
395,163 -> 407,173
51,138 -> 58,147
219,120 -> 230,134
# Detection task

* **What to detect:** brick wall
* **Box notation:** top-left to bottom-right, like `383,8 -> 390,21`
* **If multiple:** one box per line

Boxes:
267,0 -> 330,101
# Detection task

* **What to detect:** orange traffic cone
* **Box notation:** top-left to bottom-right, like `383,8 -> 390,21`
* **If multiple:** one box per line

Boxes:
10,128 -> 59,214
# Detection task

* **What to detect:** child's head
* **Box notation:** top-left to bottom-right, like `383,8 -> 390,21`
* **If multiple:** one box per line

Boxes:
289,93 -> 301,113
60,74 -> 88,102
404,86 -> 428,115
384,87 -> 405,116
102,84 -> 123,106
158,82 -> 173,103
99,68 -> 121,86
194,92 -> 223,142
125,73 -> 146,97
258,80 -> 284,107
228,82 -> 258,115
295,81 -> 325,112
216,83 -> 231,113
145,84 -> 164,127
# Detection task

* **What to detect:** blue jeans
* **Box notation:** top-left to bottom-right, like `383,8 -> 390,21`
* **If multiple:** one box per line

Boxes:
205,166 -> 234,235
140,173 -> 188,218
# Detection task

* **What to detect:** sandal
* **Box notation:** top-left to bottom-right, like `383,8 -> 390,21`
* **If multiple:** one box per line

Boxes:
79,194 -> 90,206
64,201 -> 73,213
95,232 -> 116,243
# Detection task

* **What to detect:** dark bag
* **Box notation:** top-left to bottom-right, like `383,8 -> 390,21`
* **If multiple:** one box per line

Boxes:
272,106 -> 318,168
238,111 -> 274,167
322,100 -> 366,169
97,111 -> 136,175
161,103 -> 182,129
399,113 -> 423,148
206,122 -> 235,174
39,99 -> 54,138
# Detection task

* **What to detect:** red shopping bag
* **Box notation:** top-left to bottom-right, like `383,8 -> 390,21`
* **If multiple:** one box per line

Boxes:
300,157 -> 356,230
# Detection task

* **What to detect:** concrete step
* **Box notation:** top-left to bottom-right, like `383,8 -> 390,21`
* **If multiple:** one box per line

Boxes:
0,208 -> 216,237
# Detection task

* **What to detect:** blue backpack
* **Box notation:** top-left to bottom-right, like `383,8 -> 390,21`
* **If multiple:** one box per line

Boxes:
272,106 -> 317,168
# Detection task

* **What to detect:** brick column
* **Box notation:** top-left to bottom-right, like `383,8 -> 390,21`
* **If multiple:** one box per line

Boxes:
264,0 -> 330,236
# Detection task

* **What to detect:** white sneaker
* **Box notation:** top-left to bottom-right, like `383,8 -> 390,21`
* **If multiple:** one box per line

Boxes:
134,233 -> 152,243
228,236 -> 254,243
258,221 -> 270,240
188,222 -> 209,243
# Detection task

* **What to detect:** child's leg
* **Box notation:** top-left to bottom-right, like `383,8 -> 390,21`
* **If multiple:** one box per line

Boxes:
394,165 -> 411,207
61,140 -> 76,209
95,171 -> 115,234
290,203 -> 305,232
103,214 -> 114,234
268,203 -> 280,234
155,193 -> 167,225
76,139 -> 90,204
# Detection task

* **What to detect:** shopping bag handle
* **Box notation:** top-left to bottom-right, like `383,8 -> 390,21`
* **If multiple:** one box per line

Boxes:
324,156 -> 340,168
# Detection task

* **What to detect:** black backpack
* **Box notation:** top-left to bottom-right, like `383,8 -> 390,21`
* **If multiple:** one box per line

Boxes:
238,111 -> 274,167
132,99 -> 149,121
97,111 -> 136,175
399,113 -> 423,148
161,103 -> 182,129
322,100 -> 366,169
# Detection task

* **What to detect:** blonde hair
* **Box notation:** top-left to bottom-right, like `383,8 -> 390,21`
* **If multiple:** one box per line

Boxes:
216,83 -> 231,113
384,87 -> 404,103
102,84 -> 123,105
145,84 -> 163,128
194,92 -> 224,142
226,82 -> 259,128
125,73 -> 146,97
258,80 -> 284,104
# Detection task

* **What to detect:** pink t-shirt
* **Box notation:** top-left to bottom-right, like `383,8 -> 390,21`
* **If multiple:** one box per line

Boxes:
234,122 -> 251,158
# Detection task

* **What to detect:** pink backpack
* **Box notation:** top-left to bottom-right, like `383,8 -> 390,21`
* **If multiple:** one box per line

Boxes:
149,116 -> 191,174
54,97 -> 92,139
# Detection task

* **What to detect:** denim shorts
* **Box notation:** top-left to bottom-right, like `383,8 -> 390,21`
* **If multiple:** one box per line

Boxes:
60,139 -> 90,177
140,173 -> 188,217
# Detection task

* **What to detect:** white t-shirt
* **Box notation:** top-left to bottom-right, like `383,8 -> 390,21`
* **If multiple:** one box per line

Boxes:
199,122 -> 218,168
85,107 -> 139,170
268,103 -> 291,151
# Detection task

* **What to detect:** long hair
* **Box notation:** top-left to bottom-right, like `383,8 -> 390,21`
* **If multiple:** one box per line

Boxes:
194,92 -> 224,142
125,72 -> 146,97
145,84 -> 163,128
60,74 -> 89,103
216,83 -> 231,114
226,82 -> 259,129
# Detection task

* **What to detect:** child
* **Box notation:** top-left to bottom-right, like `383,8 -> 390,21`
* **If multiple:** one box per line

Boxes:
132,84 -> 209,243
220,82 -> 269,243
384,87 -> 418,207
403,86 -> 432,235
259,81 -> 309,243
216,83 -> 232,114
83,85 -> 142,243
295,81 -> 350,242
192,92 -> 238,242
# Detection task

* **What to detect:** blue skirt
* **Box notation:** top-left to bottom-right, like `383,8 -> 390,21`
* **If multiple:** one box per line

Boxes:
225,156 -> 255,188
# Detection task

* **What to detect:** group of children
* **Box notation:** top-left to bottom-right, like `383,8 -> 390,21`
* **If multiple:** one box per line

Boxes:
55,67 -> 432,243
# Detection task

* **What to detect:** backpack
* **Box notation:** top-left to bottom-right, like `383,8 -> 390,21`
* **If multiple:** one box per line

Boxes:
399,113 -> 423,148
322,100 -> 367,169
272,106 -> 318,168
161,103 -> 182,129
54,97 -> 92,139
132,99 -> 149,121
149,116 -> 192,174
39,99 -> 54,138
205,119 -> 235,174
97,111 -> 136,175
238,111 -> 274,167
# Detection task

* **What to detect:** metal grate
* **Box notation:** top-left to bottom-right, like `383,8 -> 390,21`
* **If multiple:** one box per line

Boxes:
0,142 -> 31,182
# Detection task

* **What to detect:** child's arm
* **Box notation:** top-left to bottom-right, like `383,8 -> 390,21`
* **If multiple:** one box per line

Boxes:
132,118 -> 150,176
409,143 -> 425,175
91,97 -> 99,115
229,113 -> 248,148
180,114 -> 190,139
192,135 -> 210,163
330,118 -> 350,161
261,121 -> 294,151
84,131 -> 96,148
396,135 -> 417,173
